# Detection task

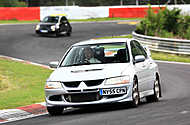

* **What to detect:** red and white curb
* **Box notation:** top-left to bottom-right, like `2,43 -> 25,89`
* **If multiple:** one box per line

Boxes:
0,55 -> 53,70
0,55 -> 74,124
0,103 -> 47,124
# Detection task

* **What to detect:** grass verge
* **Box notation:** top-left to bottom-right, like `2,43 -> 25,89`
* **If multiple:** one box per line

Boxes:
0,17 -> 140,24
151,51 -> 190,63
99,35 -> 190,63
0,58 -> 52,109
0,20 -> 39,24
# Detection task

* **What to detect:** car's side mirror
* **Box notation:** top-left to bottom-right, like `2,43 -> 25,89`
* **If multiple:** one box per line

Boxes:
143,45 -> 151,57
49,61 -> 59,68
134,55 -> 145,63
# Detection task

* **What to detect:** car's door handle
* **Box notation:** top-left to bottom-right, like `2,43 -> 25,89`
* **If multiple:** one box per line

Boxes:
142,65 -> 146,68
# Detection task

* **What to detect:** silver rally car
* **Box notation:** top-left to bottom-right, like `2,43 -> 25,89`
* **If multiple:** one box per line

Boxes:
45,38 -> 161,115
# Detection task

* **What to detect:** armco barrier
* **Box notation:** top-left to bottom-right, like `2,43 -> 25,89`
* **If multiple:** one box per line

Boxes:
132,32 -> 190,55
0,7 -> 40,21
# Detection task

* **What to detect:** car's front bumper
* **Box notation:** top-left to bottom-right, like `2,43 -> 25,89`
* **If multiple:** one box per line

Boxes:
36,30 -> 57,35
45,84 -> 133,107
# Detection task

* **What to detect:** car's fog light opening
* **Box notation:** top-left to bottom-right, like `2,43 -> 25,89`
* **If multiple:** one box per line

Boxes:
64,92 -> 102,103
49,95 -> 62,101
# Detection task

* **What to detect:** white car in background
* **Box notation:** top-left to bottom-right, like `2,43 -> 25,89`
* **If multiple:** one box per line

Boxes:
45,38 -> 162,115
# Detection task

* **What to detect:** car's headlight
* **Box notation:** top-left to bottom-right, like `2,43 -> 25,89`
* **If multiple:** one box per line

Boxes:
51,25 -> 56,31
36,25 -> 40,30
45,81 -> 63,89
55,23 -> 60,29
104,76 -> 130,85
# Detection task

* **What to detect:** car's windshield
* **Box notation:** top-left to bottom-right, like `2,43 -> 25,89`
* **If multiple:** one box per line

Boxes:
60,42 -> 129,67
42,16 -> 59,23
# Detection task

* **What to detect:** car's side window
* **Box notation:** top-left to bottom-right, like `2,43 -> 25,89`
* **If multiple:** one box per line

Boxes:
130,41 -> 142,59
134,41 -> 148,59
131,40 -> 147,60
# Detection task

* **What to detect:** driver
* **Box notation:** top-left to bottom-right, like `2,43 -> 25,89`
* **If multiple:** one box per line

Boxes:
83,47 -> 101,63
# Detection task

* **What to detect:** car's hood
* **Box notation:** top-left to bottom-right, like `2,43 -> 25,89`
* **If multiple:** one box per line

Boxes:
48,63 -> 132,82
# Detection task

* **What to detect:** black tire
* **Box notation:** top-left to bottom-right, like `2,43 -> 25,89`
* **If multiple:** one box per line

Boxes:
66,32 -> 71,36
146,78 -> 161,102
35,33 -> 41,37
55,32 -> 60,37
130,77 -> 140,107
66,28 -> 72,36
47,106 -> 64,116
66,29 -> 71,36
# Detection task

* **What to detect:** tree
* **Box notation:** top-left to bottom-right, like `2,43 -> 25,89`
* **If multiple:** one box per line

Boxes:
98,0 -> 120,6
0,0 -> 26,7
28,0 -> 40,7
17,0 -> 190,7
75,0 -> 99,6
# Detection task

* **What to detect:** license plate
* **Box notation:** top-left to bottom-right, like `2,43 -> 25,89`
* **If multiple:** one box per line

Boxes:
40,30 -> 48,33
100,87 -> 127,95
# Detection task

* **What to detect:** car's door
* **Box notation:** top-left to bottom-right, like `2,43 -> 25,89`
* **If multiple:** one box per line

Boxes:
130,40 -> 151,93
134,41 -> 154,91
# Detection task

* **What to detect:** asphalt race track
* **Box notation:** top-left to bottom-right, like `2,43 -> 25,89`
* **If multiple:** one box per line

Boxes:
1,22 -> 190,125
0,22 -> 135,65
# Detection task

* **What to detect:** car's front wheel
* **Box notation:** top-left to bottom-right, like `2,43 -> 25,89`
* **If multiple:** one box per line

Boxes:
55,31 -> 60,37
47,106 -> 64,116
66,32 -> 71,36
66,29 -> 72,36
147,78 -> 161,102
131,77 -> 140,107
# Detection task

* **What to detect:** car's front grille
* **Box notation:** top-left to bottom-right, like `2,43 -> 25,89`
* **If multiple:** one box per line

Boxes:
62,81 -> 81,87
64,92 -> 100,103
62,79 -> 104,88
40,25 -> 51,30
84,79 -> 104,87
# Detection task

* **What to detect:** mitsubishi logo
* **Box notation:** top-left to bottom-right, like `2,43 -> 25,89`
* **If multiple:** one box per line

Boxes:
78,81 -> 87,92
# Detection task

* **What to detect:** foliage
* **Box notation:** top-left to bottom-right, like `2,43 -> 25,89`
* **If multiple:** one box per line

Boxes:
0,0 -> 27,7
162,8 -> 181,34
136,7 -> 190,39
183,27 -> 190,40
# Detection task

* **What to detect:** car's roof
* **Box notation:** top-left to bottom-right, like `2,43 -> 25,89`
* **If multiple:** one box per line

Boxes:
73,38 -> 132,46
50,14 -> 67,17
